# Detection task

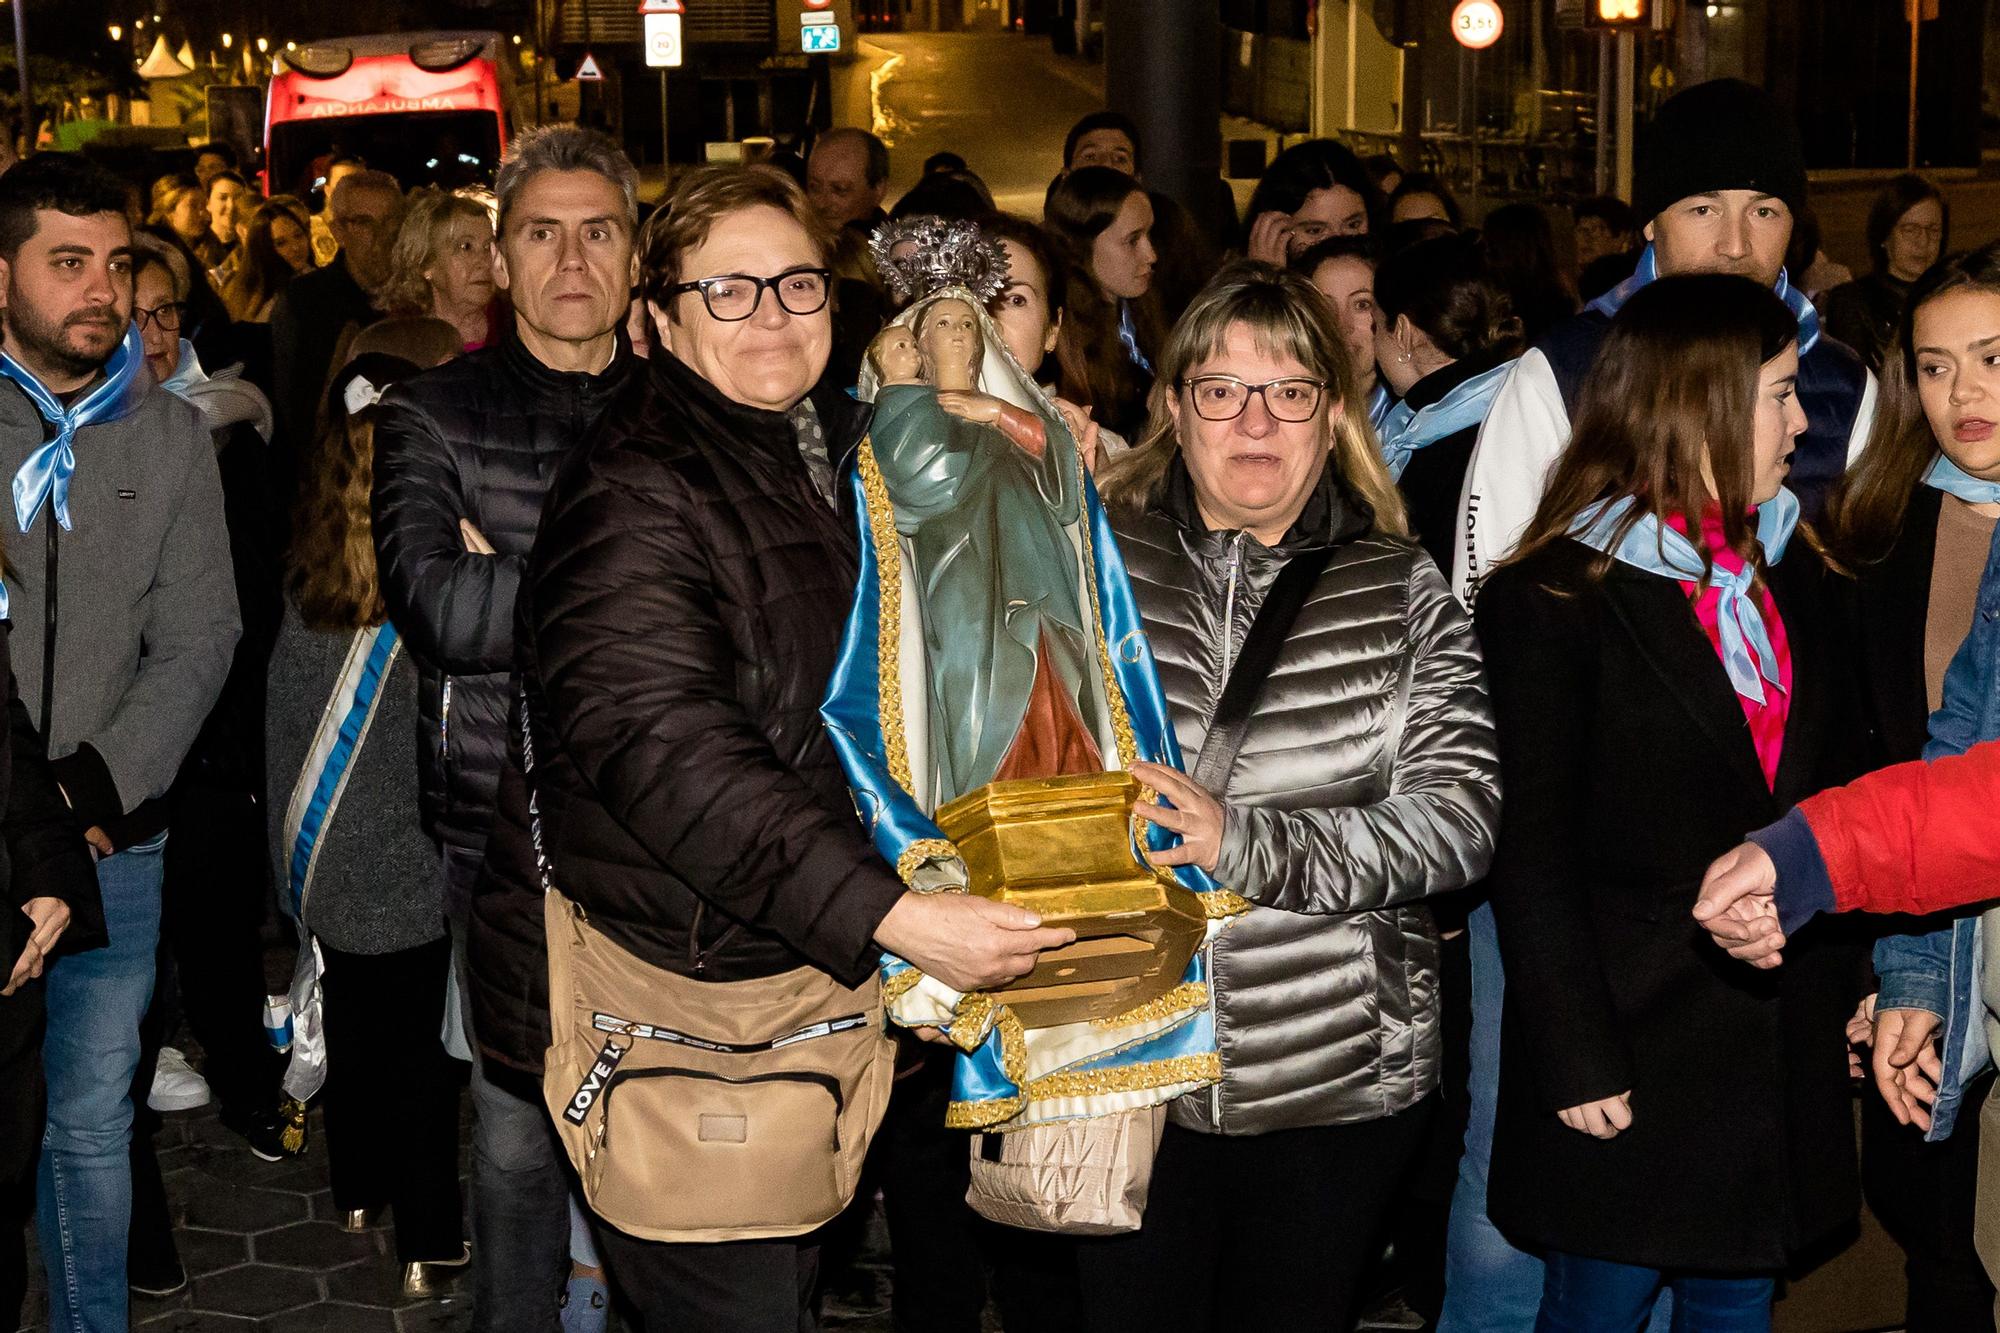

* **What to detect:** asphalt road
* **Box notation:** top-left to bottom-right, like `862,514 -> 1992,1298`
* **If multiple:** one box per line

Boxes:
853,31 -> 1106,217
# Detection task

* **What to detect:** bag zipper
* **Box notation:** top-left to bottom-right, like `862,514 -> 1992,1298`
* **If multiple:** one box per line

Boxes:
600,1065 -> 845,1146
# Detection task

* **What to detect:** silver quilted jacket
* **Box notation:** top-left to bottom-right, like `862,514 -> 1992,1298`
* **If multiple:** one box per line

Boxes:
1115,463 -> 1501,1136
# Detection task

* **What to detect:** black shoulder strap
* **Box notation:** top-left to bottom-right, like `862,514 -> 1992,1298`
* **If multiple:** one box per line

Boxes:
1190,546 -> 1336,794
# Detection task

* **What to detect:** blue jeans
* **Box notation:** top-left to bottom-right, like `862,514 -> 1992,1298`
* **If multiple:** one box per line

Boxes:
446,846 -> 569,1333
1439,902 -> 1544,1333
1537,1251 -> 1773,1333
37,837 -> 166,1333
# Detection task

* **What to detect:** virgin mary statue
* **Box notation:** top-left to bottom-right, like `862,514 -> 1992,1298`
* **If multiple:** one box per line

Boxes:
822,219 -> 1242,1133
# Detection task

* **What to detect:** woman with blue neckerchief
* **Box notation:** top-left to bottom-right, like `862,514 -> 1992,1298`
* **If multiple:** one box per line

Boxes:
1373,233 -> 1525,590
1818,242 -> 2000,1332
1472,273 -> 1863,1331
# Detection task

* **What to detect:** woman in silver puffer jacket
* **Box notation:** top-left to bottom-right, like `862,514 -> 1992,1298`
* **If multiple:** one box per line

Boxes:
1078,261 -> 1502,1332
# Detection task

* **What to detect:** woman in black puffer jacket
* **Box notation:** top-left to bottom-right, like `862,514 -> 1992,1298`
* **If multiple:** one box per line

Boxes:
470,165 -> 1072,1331
1081,261 -> 1501,1333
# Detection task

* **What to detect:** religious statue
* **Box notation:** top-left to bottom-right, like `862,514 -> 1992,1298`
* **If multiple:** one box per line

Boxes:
821,219 -> 1243,1133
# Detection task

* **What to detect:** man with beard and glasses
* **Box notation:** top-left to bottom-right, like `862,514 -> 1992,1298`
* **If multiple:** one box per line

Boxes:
0,154 -> 238,1332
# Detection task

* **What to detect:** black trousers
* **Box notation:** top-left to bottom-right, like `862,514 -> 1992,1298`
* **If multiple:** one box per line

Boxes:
1863,1067 -> 1996,1333
319,935 -> 464,1263
872,1047 -> 1083,1333
0,982 -> 44,1330
1074,1099 -> 1436,1333
1392,927 -> 1473,1320
594,1223 -> 818,1333
161,784 -> 284,1117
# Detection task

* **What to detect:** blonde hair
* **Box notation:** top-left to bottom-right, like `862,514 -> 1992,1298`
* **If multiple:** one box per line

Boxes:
1097,260 -> 1408,538
375,187 -> 494,317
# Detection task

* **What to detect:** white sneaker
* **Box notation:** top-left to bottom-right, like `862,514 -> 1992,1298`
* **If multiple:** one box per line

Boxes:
148,1046 -> 212,1112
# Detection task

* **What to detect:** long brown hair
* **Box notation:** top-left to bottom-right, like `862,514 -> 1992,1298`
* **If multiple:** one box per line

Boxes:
1825,243 -> 2000,567
287,319 -> 461,630
1098,259 -> 1408,538
1510,273 -> 1799,588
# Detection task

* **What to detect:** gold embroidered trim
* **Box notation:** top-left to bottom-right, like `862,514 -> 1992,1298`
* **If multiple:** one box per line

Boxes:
882,967 -> 924,1005
1021,1052 -> 1221,1104
1199,890 -> 1253,918
944,1093 -> 1025,1130
859,441 -> 914,793
895,838 -> 959,886
1089,982 -> 1209,1029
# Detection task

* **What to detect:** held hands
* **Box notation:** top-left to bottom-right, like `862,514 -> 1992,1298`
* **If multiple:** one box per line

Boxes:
1692,842 -> 1787,967
1246,211 -> 1294,266
4,896 -> 70,996
460,519 -> 496,556
1557,1090 -> 1634,1139
1872,1005 -> 1944,1131
875,891 -> 1076,994
1129,762 -> 1223,875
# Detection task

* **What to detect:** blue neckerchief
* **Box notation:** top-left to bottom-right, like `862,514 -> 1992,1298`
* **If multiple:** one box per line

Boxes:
1925,453 -> 2000,505
1586,245 -> 1821,355
158,338 -> 203,398
1367,382 -> 1394,432
1569,488 -> 1800,704
1377,361 -> 1514,481
1117,302 -> 1154,375
2,322 -> 149,534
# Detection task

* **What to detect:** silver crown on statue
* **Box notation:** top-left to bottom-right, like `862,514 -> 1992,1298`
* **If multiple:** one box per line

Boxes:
868,216 -> 1011,305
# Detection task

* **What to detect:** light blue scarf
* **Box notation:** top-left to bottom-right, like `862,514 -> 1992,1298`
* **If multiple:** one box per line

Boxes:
1924,453 -> 2000,505
2,322 -> 149,534
1569,488 -> 1800,704
1377,361 -> 1514,481
1367,382 -> 1394,432
1587,245 -> 1821,355
1117,301 -> 1154,375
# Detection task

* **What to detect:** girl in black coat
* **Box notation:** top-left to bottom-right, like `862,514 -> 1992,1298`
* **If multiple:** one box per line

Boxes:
1473,274 -> 1862,1330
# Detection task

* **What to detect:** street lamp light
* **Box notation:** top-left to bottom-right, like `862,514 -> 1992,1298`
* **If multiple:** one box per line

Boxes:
107,23 -> 122,40
220,31 -> 233,48
256,36 -> 268,53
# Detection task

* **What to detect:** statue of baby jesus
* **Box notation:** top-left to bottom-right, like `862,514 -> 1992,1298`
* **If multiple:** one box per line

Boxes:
867,303 -> 1054,461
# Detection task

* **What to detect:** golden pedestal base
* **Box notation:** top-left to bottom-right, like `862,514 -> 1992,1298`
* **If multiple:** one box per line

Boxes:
935,770 -> 1207,1029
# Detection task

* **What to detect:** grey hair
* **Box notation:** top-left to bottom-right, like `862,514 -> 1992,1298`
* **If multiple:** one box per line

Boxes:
495,125 -> 639,231
131,231 -> 191,301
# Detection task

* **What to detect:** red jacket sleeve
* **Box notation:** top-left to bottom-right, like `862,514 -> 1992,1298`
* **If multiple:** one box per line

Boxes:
1759,738 -> 2000,924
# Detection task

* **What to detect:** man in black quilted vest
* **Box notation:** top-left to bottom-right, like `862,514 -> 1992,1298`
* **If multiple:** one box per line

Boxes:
372,125 -> 639,1326
1451,78 -> 1877,608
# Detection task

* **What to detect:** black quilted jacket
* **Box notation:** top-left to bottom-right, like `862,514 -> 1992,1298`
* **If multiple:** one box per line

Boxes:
371,334 -> 635,858
469,350 -> 907,1073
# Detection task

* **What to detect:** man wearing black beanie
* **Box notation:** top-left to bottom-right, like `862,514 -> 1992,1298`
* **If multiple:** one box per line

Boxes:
1433,77 -> 1877,1333
1447,77 -> 1875,607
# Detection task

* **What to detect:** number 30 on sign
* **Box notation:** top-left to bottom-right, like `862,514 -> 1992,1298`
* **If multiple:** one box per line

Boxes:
1452,0 -> 1504,48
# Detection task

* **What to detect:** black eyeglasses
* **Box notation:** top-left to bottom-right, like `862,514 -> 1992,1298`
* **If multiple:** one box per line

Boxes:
134,302 -> 186,333
1181,375 -> 1327,422
665,268 -> 832,322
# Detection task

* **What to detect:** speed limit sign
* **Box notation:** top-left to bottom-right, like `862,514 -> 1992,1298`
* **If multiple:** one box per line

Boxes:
644,11 -> 683,67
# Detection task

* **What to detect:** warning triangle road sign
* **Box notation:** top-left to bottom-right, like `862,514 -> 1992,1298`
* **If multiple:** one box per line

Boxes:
638,0 -> 684,11
574,51 -> 605,81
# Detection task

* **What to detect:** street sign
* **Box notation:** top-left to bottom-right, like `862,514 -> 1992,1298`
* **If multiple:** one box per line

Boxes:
801,16 -> 842,51
645,13 -> 683,66
1451,0 -> 1504,47
637,0 -> 683,9
573,51 -> 605,81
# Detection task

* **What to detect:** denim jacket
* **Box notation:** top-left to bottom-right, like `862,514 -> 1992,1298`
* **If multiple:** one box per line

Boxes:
1873,519 -> 2000,1140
